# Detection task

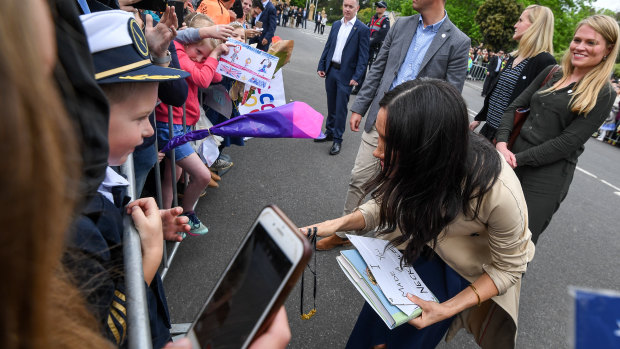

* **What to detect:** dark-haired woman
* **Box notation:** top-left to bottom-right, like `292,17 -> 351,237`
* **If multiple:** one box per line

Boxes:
304,79 -> 535,348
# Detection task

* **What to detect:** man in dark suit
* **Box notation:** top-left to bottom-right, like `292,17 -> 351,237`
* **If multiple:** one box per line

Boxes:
481,50 -> 504,97
315,0 -> 369,155
250,0 -> 277,51
317,0 -> 470,249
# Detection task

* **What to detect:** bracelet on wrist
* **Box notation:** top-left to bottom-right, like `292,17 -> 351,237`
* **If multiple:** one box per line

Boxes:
150,50 -> 171,64
469,284 -> 481,307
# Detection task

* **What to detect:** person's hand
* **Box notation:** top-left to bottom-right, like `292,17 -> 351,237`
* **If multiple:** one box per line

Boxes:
349,80 -> 358,86
119,0 -> 141,11
299,219 -> 339,237
228,10 -> 237,21
469,120 -> 480,131
210,42 -> 234,59
145,7 -> 178,60
496,142 -> 517,168
184,1 -> 195,12
350,112 -> 362,132
199,24 -> 234,40
261,38 -> 268,46
157,152 -> 165,163
245,28 -> 260,39
317,71 -> 326,78
163,338 -> 192,349
406,293 -> 451,329
160,207 -> 190,242
126,198 -> 163,253
248,307 -> 291,349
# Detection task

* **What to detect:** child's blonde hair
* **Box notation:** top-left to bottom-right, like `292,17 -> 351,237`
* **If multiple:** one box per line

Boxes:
229,22 -> 246,42
185,12 -> 221,48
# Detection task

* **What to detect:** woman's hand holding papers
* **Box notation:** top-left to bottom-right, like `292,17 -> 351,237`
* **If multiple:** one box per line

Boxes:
406,273 -> 499,329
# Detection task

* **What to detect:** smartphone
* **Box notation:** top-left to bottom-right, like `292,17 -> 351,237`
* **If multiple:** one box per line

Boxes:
167,1 -> 185,28
187,206 -> 312,349
133,0 -> 167,12
255,20 -> 263,29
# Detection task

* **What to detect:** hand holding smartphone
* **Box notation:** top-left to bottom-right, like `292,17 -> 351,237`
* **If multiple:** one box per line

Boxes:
187,206 -> 311,349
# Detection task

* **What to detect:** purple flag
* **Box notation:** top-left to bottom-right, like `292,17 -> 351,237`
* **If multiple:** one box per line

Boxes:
160,102 -> 323,153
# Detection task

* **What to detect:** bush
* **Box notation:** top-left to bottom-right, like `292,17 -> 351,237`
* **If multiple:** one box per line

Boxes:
614,63 -> 620,79
554,50 -> 566,65
357,8 -> 373,24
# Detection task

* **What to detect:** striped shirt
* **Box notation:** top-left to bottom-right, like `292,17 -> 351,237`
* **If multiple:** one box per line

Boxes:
486,58 -> 529,129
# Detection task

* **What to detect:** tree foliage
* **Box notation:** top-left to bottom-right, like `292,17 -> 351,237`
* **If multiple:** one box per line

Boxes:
312,0 -> 619,51
445,0 -> 485,44
475,0 -> 522,51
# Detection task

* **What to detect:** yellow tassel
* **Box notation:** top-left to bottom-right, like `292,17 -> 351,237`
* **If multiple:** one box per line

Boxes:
300,309 -> 316,320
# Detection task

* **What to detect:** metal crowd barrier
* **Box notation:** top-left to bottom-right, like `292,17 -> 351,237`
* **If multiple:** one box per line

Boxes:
121,155 -> 153,349
468,63 -> 488,81
119,100 -> 194,346
160,101 -> 193,281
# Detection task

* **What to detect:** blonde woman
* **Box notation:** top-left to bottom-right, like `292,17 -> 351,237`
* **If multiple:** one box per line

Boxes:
471,5 -> 556,141
496,15 -> 619,244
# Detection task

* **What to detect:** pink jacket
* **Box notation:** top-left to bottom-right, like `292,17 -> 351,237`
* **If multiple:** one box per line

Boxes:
156,41 -> 222,126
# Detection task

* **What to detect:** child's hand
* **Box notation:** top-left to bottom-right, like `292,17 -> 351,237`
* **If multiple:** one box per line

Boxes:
210,43 -> 234,59
127,198 -> 163,253
160,207 -> 190,242
199,25 -> 234,41
157,151 -> 165,163
127,198 -> 164,285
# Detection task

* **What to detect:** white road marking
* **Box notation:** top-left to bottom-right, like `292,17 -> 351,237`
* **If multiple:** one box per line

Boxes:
575,167 -> 620,195
601,180 -> 620,192
576,166 -> 598,179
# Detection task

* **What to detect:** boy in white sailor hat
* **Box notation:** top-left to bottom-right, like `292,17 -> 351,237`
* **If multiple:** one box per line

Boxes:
68,9 -> 190,348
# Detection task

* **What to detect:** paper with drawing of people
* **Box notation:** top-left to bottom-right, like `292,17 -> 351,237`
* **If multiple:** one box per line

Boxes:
216,39 -> 279,89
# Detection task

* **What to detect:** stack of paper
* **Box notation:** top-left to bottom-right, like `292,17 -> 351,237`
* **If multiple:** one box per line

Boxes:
336,235 -> 438,329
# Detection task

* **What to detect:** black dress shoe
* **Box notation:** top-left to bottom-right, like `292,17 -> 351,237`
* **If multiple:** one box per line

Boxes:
314,133 -> 334,143
329,142 -> 341,155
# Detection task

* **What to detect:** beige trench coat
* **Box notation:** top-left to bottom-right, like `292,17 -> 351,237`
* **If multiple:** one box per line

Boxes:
356,155 -> 535,348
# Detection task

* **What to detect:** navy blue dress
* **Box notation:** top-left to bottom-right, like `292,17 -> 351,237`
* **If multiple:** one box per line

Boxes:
346,251 -> 469,348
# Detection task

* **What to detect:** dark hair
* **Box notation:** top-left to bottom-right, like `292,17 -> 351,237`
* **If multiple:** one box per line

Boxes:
252,0 -> 263,10
365,78 -> 502,265
231,0 -> 244,19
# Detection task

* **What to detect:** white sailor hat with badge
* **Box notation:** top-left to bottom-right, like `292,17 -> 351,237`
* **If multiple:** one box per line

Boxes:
80,10 -> 189,84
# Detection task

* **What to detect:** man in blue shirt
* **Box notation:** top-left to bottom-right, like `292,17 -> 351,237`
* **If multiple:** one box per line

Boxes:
318,0 -> 470,250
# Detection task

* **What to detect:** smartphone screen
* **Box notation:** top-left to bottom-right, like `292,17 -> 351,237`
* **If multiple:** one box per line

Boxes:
191,222 -> 293,348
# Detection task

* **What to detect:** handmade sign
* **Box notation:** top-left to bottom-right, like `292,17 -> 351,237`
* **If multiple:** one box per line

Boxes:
217,39 -> 279,89
238,70 -> 286,115
203,84 -> 232,117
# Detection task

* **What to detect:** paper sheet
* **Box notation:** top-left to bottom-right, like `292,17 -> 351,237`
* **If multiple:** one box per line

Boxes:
347,235 -> 437,316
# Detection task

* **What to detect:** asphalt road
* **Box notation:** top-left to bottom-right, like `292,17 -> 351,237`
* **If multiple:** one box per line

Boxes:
163,25 -> 620,348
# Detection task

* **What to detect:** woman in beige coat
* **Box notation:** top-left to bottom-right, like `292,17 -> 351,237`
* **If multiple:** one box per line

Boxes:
305,79 -> 535,348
